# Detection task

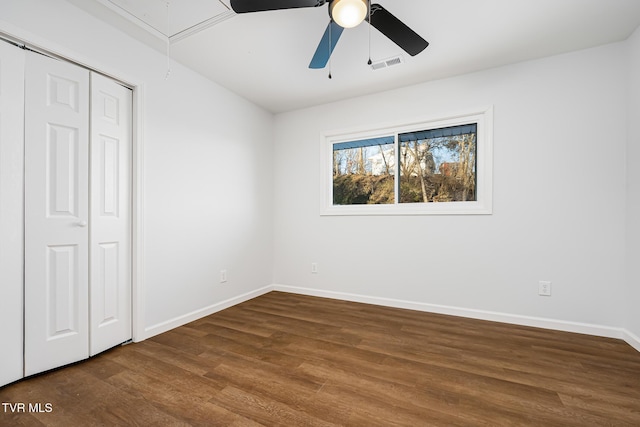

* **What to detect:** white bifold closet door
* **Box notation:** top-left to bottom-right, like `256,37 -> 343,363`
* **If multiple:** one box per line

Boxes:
89,72 -> 132,357
0,41 -> 26,387
24,51 -> 132,376
24,51 -> 91,376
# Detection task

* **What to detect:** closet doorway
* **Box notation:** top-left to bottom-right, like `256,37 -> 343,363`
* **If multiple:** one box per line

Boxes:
0,40 -> 134,383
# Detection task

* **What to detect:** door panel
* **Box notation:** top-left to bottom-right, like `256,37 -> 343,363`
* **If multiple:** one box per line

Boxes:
24,51 -> 90,376
0,41 -> 25,387
90,72 -> 132,356
47,245 -> 80,337
48,124 -> 80,217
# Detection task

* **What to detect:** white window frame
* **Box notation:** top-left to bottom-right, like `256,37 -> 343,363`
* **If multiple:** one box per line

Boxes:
320,106 -> 493,215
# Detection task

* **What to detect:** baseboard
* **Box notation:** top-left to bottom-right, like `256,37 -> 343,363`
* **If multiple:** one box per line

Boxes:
142,285 -> 273,340
623,329 -> 640,353
141,284 -> 640,354
272,284 -> 630,343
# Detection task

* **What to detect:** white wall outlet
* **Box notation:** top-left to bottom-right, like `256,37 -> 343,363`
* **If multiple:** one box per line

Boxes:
539,280 -> 551,296
311,262 -> 318,274
220,269 -> 228,283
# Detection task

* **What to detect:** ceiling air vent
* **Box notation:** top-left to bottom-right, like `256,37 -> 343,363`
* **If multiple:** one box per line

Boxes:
370,55 -> 404,71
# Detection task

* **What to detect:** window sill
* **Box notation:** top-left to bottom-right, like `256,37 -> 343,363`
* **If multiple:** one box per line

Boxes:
320,200 -> 492,216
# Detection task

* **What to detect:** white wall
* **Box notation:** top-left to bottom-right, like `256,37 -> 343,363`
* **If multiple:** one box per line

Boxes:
0,0 -> 274,337
273,42 -> 629,332
626,26 -> 640,343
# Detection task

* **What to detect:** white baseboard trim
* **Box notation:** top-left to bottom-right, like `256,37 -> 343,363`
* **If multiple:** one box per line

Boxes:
141,284 -> 640,354
272,284 -> 634,344
623,329 -> 640,353
142,285 -> 273,340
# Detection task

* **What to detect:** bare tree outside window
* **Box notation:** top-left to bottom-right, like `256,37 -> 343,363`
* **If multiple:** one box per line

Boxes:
331,124 -> 477,205
399,128 -> 477,203
332,140 -> 394,205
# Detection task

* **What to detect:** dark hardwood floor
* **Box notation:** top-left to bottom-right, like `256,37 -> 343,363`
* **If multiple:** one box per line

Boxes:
2,291 -> 640,426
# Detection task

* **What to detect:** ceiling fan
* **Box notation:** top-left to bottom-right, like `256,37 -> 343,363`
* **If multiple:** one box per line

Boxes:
229,0 -> 429,69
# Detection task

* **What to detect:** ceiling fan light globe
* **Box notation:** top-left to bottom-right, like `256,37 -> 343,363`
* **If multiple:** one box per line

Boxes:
330,0 -> 368,29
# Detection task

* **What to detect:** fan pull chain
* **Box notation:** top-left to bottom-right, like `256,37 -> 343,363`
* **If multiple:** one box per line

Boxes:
328,20 -> 332,79
165,1 -> 172,80
367,0 -> 372,65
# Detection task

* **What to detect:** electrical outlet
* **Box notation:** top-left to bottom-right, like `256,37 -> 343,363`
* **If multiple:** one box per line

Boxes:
538,281 -> 551,296
220,269 -> 228,283
311,262 -> 318,274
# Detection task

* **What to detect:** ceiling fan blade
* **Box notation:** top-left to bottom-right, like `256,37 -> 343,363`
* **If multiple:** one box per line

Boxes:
367,4 -> 429,56
309,21 -> 345,69
230,0 -> 326,14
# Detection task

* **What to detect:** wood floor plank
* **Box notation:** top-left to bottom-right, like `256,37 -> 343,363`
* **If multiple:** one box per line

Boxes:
104,369 -> 247,426
204,361 -> 351,425
2,291 -> 640,426
209,386 -> 337,427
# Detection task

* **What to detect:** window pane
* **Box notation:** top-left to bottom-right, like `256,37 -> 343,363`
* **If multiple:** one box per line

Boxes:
333,138 -> 395,205
399,124 -> 477,203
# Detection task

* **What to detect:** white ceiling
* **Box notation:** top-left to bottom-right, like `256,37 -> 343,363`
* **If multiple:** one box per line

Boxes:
73,0 -> 640,113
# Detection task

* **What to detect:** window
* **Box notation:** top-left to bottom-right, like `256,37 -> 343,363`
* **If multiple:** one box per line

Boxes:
332,136 -> 395,205
321,106 -> 493,215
